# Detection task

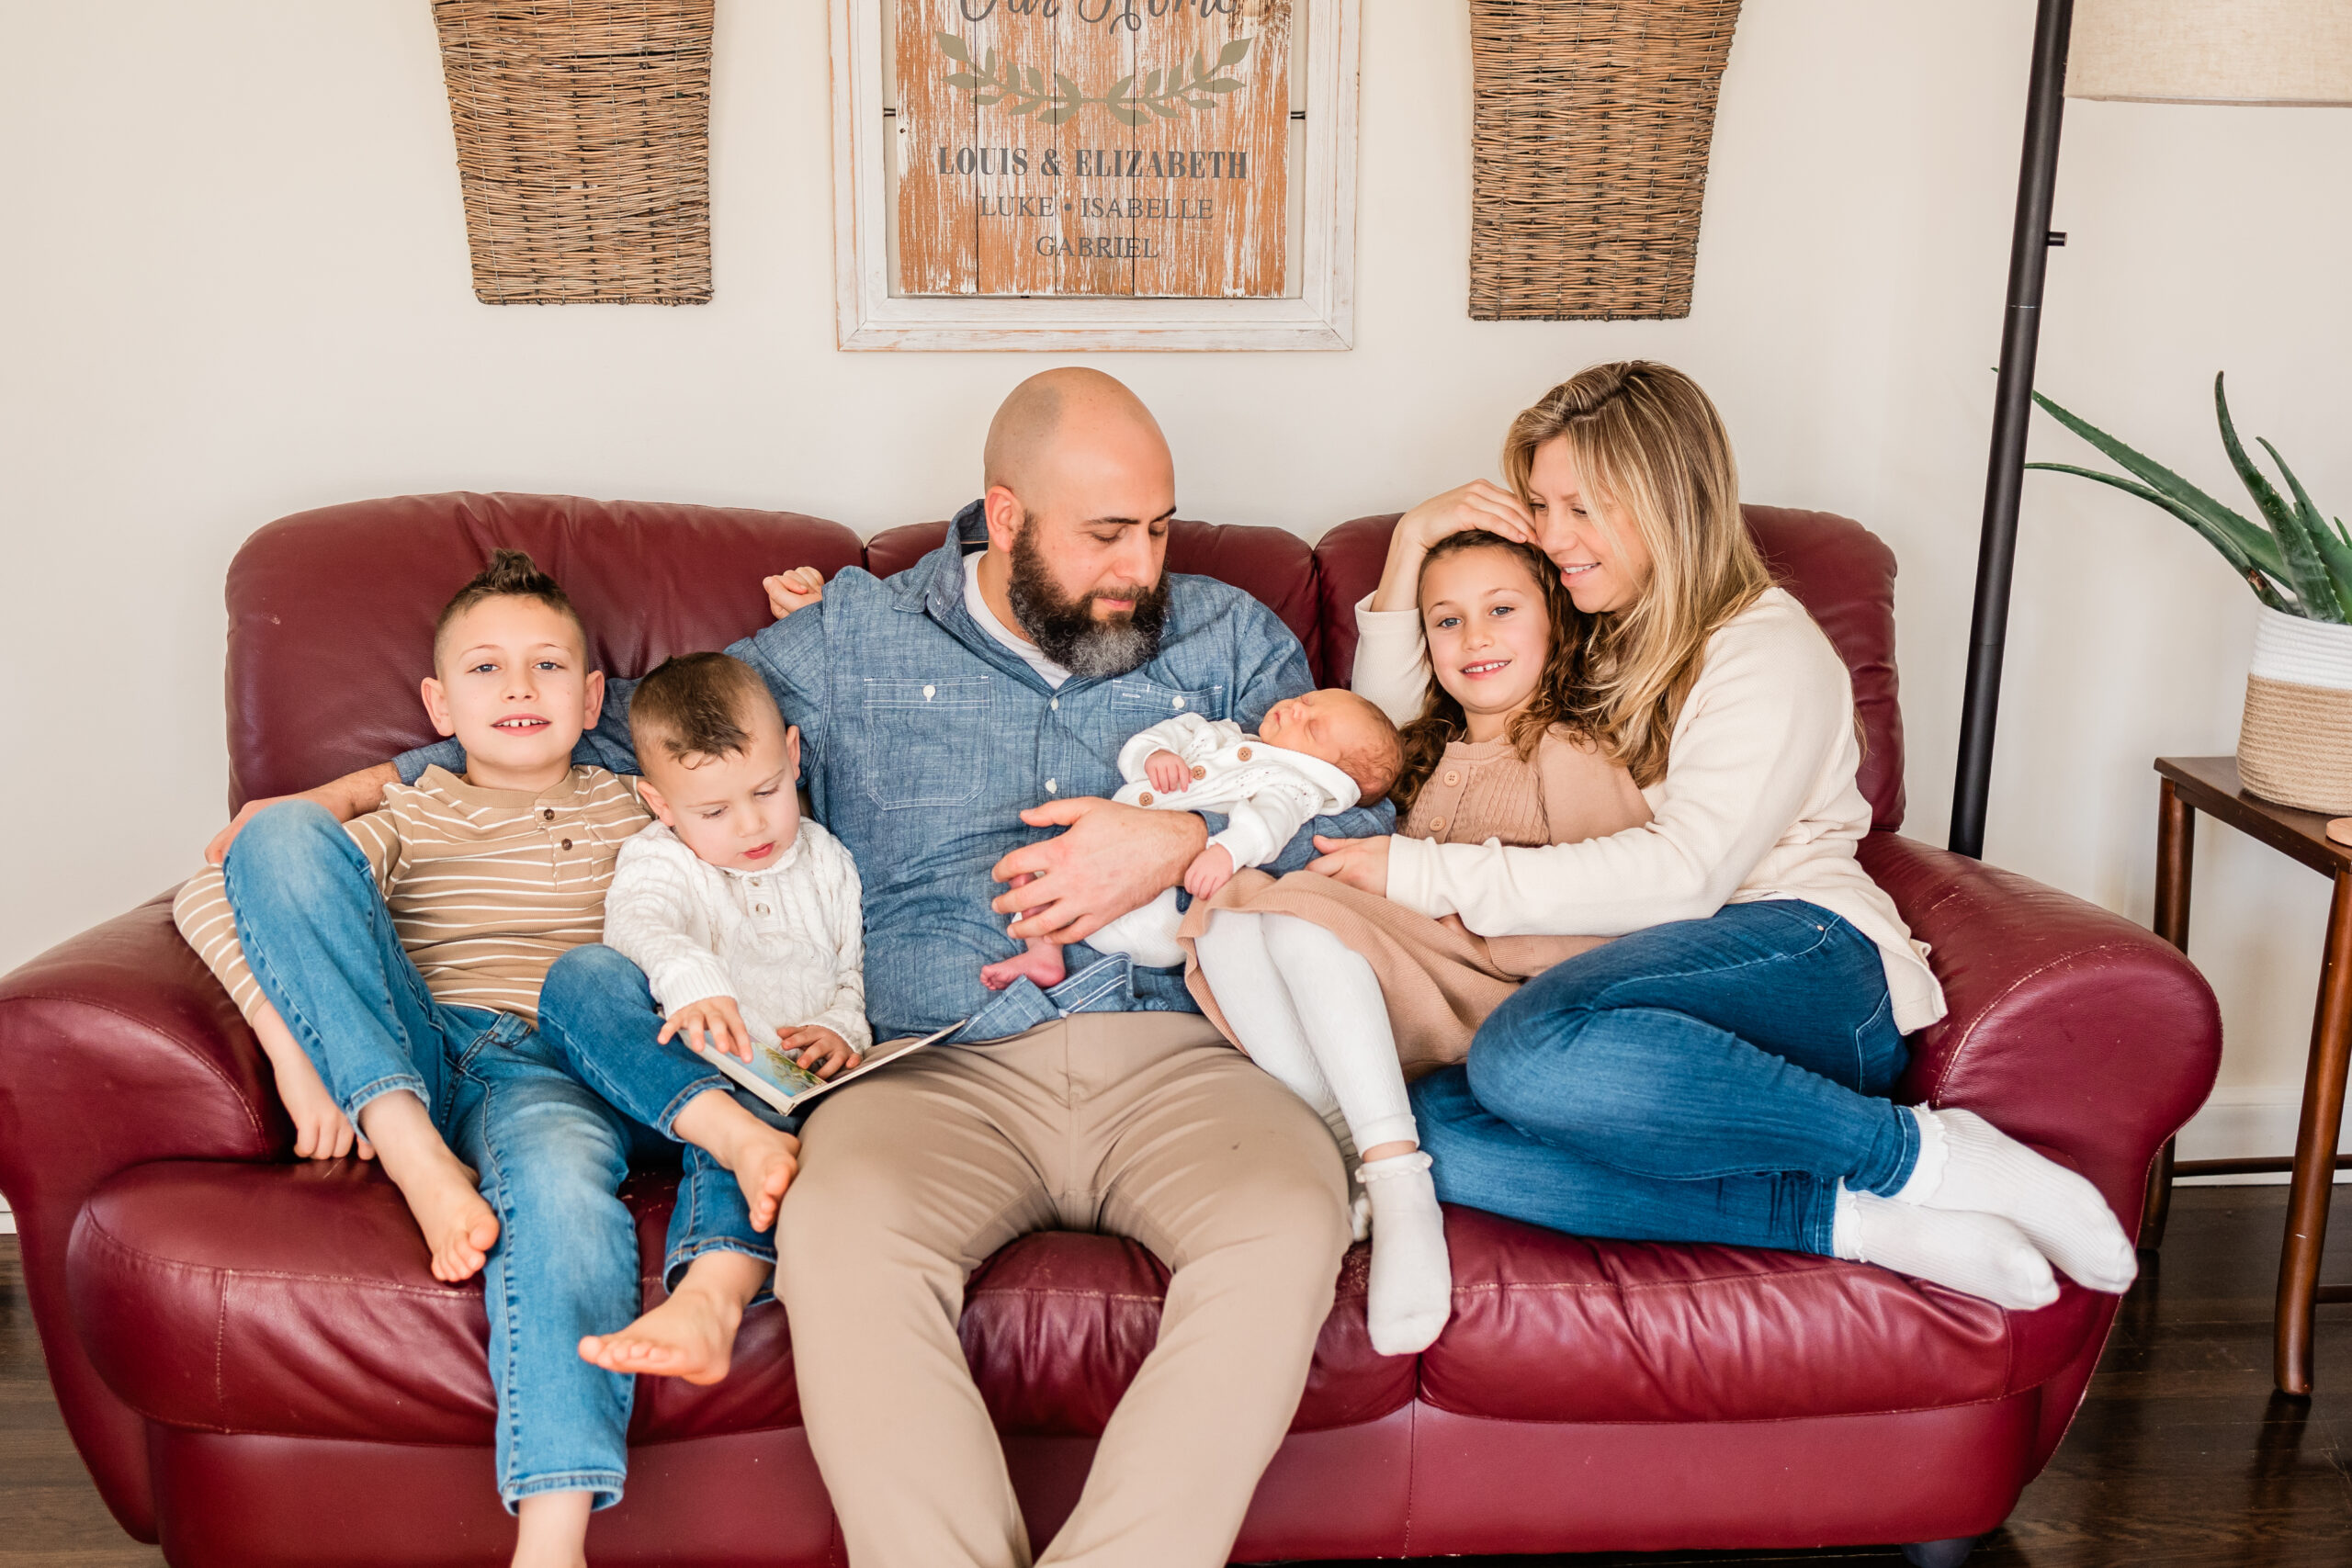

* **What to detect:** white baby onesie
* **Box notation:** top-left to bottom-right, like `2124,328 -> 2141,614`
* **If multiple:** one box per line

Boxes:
1088,712 -> 1361,967
602,818 -> 872,1055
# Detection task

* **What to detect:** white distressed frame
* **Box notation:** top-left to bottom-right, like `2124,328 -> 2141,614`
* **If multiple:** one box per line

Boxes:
829,0 -> 1360,351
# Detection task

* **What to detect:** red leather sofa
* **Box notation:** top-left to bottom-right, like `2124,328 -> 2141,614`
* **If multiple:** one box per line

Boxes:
0,492 -> 2220,1567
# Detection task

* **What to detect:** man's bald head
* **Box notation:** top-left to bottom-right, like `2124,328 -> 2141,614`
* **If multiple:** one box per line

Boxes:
974,367 -> 1179,681
982,367 -> 1170,505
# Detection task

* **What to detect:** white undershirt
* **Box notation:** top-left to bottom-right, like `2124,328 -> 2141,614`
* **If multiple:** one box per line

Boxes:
964,549 -> 1071,688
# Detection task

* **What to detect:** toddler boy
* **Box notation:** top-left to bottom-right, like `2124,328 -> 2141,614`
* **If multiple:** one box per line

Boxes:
535,652 -> 873,1385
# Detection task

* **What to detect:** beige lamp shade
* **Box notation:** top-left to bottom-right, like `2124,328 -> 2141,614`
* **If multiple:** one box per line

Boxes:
2067,0 -> 2352,105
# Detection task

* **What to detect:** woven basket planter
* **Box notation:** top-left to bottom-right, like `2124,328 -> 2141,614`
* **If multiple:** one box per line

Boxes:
432,0 -> 714,305
2238,607 -> 2352,815
1468,0 -> 1743,321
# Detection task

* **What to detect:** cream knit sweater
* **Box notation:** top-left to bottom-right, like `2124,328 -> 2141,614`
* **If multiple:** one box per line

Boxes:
1351,587 -> 1947,1033
601,818 -> 871,1054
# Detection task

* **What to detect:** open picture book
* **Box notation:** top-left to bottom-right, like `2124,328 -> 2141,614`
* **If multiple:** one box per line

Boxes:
693,1017 -> 968,1115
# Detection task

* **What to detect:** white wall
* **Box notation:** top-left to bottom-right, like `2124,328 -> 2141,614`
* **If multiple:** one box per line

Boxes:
4,2 -> 2348,1160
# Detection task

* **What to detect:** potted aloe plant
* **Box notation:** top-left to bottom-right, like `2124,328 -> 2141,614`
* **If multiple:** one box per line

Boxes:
2030,375 -> 2352,816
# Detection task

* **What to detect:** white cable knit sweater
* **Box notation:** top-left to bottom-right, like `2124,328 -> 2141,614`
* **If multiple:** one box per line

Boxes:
601,818 -> 872,1053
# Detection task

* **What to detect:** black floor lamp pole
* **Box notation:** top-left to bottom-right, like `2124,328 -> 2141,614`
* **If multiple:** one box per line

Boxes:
1950,0 -> 2075,861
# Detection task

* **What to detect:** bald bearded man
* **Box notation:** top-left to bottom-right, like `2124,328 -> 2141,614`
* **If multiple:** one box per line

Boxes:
234,370 -> 1392,1566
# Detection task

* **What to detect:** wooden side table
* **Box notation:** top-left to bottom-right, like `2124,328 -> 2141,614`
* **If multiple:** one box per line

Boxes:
2143,756 -> 2352,1395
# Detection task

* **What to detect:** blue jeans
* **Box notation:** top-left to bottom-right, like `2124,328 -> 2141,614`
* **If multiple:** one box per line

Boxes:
220,802 -> 761,1508
537,942 -> 786,1292
1411,898 -> 1917,1258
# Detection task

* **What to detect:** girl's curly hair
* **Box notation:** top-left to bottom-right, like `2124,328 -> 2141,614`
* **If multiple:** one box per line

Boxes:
1388,529 -> 1588,815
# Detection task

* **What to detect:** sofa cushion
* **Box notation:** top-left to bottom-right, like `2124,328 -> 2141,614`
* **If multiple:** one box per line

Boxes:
69,1160 -> 1411,1446
71,1161 -> 496,1443
862,519 -> 1323,675
1419,1206 -> 2100,1424
223,493 -> 864,811
76,1159 -> 2094,1446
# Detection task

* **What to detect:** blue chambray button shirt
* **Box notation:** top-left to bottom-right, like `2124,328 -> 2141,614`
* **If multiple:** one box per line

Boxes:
397,502 -> 1395,1042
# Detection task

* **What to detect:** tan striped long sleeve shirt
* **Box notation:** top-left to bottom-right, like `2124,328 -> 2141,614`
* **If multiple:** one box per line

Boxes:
175,765 -> 653,1027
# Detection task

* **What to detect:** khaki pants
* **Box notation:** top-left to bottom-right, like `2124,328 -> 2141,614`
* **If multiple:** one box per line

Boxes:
774,1011 -> 1352,1568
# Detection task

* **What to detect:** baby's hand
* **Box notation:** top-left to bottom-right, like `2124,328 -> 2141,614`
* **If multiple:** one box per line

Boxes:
779,1024 -> 861,1079
763,567 -> 826,619
660,995 -> 757,1061
1182,843 -> 1237,900
1144,749 -> 1193,795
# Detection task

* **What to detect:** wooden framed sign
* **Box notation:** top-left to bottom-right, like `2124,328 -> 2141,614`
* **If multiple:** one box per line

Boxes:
830,0 -> 1360,350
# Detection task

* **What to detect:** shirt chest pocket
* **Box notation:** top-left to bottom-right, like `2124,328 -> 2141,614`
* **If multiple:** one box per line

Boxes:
1110,678 -> 1227,726
861,677 -> 991,809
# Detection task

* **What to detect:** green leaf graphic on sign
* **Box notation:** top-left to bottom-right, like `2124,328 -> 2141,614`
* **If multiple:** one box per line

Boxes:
930,34 -> 1256,126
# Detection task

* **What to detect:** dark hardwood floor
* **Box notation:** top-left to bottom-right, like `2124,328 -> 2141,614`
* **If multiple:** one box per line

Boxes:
3,1186 -> 2346,1566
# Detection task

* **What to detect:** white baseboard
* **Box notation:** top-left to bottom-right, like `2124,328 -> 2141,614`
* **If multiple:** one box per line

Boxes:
2172,1086 -> 2352,1186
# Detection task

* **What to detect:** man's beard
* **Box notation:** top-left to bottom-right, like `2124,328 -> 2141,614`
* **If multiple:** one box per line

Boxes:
1005,522 -> 1170,679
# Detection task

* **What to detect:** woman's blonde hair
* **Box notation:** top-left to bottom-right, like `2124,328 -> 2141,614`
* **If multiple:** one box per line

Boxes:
1503,361 -> 1770,787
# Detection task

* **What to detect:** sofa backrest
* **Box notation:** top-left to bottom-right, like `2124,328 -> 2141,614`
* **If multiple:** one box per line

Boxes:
223,493 -> 1903,830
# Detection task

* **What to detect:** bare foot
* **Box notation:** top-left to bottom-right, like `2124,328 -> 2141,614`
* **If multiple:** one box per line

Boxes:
393,1145 -> 501,1283
360,1090 -> 499,1282
979,940 -> 1067,992
579,1282 -> 745,1385
670,1090 -> 802,1233
733,1127 -> 800,1232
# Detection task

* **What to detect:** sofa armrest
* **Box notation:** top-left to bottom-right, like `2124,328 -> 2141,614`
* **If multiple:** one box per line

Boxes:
0,889 -> 285,1539
1859,833 -> 2222,1235
0,891 -> 285,1214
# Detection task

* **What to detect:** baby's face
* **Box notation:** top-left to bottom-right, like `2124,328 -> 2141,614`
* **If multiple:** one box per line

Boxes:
1260,688 -> 1386,776
640,704 -> 804,872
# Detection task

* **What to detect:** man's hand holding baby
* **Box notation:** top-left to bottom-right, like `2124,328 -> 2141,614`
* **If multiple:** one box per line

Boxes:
993,797 -> 1208,944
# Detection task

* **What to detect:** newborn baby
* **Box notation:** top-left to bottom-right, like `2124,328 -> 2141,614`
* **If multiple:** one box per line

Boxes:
985,688 -> 1404,988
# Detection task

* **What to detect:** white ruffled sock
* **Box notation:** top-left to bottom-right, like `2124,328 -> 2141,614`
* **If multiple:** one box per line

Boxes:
1833,1185 -> 2059,1310
1359,1151 -> 1453,1355
1894,1107 -> 2138,1294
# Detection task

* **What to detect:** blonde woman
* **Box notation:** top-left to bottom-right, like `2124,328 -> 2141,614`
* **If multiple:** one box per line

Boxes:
1307,362 -> 2139,1309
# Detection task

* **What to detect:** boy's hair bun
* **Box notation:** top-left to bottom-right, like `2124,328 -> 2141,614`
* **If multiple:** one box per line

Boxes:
433,547 -> 587,664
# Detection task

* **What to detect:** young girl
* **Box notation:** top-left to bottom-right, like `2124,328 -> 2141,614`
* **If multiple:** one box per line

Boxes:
1312,360 -> 2138,1317
1184,529 -> 1650,1356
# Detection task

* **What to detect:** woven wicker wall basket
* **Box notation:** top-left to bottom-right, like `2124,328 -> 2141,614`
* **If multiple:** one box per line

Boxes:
432,0 -> 714,305
1469,0 -> 1743,321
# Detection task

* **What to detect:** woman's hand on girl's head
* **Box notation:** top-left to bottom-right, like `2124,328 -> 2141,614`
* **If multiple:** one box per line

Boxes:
1403,481 -> 1535,550
1374,482 -> 1537,611
1306,834 -> 1392,896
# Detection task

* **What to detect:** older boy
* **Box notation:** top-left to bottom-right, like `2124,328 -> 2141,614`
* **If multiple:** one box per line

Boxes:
174,551 -> 780,1568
